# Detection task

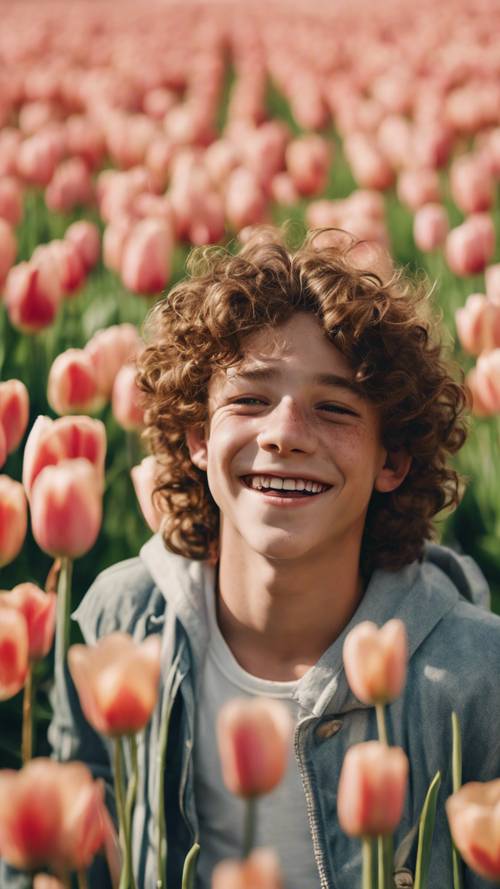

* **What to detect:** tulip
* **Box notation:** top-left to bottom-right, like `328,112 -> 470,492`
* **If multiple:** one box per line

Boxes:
85,323 -> 142,398
0,607 -> 29,700
68,632 -> 162,736
445,214 -> 495,277
30,458 -> 102,559
343,133 -> 394,190
65,115 -> 106,170
397,169 -> 440,212
131,455 -> 162,532
343,619 -> 407,706
65,220 -> 101,271
22,414 -> 106,497
47,349 -> 104,416
111,364 -> 145,431
212,848 -> 284,889
0,218 -> 17,286
450,154 -> 494,215
0,584 -> 56,662
337,741 -> 408,837
16,131 -> 63,187
0,379 -> 29,453
413,203 -> 449,252
45,158 -> 94,214
285,135 -> 330,197
44,240 -> 86,295
0,475 -> 27,567
0,176 -> 23,226
121,218 -> 173,295
103,219 -> 134,273
0,425 -> 5,468
446,780 -> 500,882
0,759 -> 111,873
455,295 -> 500,356
466,351 -> 500,417
216,698 -> 292,799
485,264 -> 500,304
0,128 -> 22,177
4,254 -> 63,334
270,172 -> 299,207
225,167 -> 268,232
33,876 -> 65,889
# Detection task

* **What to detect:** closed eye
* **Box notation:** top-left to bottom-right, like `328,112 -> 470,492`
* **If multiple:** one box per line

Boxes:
318,404 -> 358,416
232,397 -> 266,406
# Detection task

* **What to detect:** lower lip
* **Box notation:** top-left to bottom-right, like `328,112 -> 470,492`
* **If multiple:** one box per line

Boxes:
241,481 -> 331,507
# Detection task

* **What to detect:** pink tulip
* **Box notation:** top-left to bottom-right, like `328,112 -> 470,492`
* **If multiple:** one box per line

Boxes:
343,619 -> 407,705
212,848 -> 283,889
242,122 -> 290,189
413,204 -> 449,252
485,264 -> 500,304
143,87 -> 177,120
85,323 -> 142,398
23,414 -> 106,498
0,128 -> 22,177
18,101 -> 55,136
0,584 -> 56,661
111,364 -> 144,431
121,218 -> 173,295
103,219 -> 134,273
0,607 -> 29,700
65,220 -> 100,271
225,167 -> 268,231
45,158 -> 94,214
446,780 -> 500,881
131,455 -> 162,532
269,172 -> 299,207
337,741 -> 408,837
17,131 -> 64,187
4,253 -> 63,334
65,115 -> 106,170
217,698 -> 292,798
30,458 -> 102,558
285,135 -> 330,197
44,240 -> 86,295
0,379 -> 29,453
34,875 -> 65,889
445,214 -> 495,277
0,219 -> 17,286
0,759 -> 111,873
0,475 -> 27,567
344,134 -> 394,191
0,176 -> 23,227
376,115 -> 412,170
397,169 -> 440,211
450,154 -> 494,215
466,351 -> 500,417
47,349 -> 103,416
145,137 -> 176,190
204,139 -> 240,188
456,294 -> 500,356
0,425 -> 6,469
68,632 -> 162,736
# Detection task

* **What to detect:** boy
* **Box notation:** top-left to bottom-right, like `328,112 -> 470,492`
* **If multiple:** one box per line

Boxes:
12,230 -> 500,888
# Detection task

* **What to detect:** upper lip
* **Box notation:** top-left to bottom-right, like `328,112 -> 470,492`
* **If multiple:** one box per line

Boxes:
240,471 -> 331,486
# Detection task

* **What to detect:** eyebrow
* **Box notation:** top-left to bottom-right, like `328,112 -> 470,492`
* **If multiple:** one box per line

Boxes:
227,367 -> 363,396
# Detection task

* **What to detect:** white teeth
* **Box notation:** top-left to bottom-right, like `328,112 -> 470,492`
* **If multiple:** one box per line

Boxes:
270,477 -> 284,490
305,480 -> 313,492
246,475 -> 328,493
282,479 -> 296,491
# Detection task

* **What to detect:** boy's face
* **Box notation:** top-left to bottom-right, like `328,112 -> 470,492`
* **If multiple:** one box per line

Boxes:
187,312 -> 410,565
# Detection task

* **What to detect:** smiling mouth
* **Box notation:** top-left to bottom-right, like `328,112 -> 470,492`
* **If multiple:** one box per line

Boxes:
240,475 -> 332,498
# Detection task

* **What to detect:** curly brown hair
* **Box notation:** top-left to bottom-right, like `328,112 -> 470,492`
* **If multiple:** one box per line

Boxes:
137,227 -> 468,574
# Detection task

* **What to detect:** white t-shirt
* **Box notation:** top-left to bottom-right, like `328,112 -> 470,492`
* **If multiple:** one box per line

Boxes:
193,581 -> 321,889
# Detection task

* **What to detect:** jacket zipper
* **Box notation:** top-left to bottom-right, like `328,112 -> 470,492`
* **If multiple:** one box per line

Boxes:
294,716 -> 332,889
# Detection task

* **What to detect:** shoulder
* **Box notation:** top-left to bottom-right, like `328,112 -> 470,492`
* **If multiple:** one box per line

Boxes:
72,554 -> 166,645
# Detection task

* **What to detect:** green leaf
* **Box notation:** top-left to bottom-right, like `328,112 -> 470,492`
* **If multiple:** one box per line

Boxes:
451,713 -> 463,889
414,770 -> 442,889
181,842 -> 200,889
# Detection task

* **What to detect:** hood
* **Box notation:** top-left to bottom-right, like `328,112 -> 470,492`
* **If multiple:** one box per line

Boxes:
140,535 -> 490,717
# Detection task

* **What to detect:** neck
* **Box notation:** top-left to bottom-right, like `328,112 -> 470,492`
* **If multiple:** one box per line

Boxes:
216,534 -> 364,682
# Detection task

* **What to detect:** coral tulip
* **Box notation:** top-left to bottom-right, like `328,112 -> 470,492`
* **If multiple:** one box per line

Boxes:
121,218 -> 172,295
0,379 -> 29,453
0,759 -> 110,873
4,255 -> 63,334
22,414 -> 106,497
343,619 -> 407,705
445,214 -> 495,277
455,295 -> 500,356
216,698 -> 292,798
47,349 -> 103,416
44,240 -> 86,295
413,203 -> 449,253
0,607 -> 29,700
65,220 -> 100,271
0,218 -> 17,287
285,135 -> 330,197
68,632 -> 162,736
85,323 -> 142,398
212,848 -> 284,889
30,458 -> 102,558
337,741 -> 408,837
446,780 -> 500,882
131,455 -> 162,532
0,584 -> 56,661
111,364 -> 144,431
0,475 -> 27,567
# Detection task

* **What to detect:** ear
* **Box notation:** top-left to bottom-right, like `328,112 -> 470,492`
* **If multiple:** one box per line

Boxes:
186,426 -> 208,472
374,449 -> 411,493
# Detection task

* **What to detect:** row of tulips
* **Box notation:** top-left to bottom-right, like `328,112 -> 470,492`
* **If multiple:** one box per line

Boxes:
2,573 -> 499,889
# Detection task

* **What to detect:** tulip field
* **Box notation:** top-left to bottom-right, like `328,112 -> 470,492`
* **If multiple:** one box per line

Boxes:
0,0 -> 500,883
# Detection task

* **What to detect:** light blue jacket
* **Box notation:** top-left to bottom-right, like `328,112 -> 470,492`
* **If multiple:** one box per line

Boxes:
2,536 -> 500,889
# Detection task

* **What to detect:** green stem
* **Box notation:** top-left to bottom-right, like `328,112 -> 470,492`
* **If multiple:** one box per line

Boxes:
125,735 -> 139,872
451,713 -> 463,889
362,837 -> 374,889
114,738 -> 131,889
77,870 -> 90,889
55,557 -> 73,685
242,797 -> 257,859
377,836 -> 385,889
156,652 -> 183,889
21,665 -> 33,763
375,704 -> 388,746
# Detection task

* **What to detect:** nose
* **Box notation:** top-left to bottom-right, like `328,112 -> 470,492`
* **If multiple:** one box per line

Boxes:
256,396 -> 317,455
